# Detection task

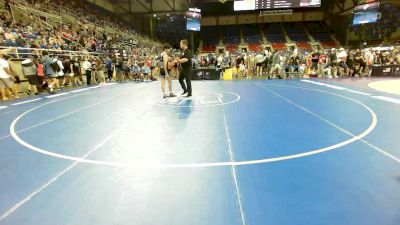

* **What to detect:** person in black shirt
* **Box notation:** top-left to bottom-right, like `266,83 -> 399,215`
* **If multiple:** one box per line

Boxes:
174,39 -> 193,97
311,51 -> 319,74
328,48 -> 338,77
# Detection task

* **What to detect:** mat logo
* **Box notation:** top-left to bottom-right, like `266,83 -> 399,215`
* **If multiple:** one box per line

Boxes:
158,91 -> 240,107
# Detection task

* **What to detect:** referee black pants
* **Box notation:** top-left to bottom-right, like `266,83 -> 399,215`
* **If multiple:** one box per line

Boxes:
179,69 -> 192,95
86,70 -> 92,85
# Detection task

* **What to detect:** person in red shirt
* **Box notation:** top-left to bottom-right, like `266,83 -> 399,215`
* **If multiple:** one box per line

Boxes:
318,51 -> 328,77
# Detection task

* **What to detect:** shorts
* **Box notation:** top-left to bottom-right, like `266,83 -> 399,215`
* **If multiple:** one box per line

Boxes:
14,76 -> 21,84
256,62 -> 263,67
26,75 -> 38,85
339,62 -> 348,69
46,73 -> 58,78
311,62 -> 318,70
57,75 -> 65,80
160,69 -> 170,79
0,77 -> 14,88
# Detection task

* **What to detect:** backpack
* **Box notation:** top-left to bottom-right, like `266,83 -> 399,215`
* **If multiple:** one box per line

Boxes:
50,61 -> 61,72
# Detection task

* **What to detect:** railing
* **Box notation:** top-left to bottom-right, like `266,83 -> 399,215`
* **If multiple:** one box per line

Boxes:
10,4 -> 54,30
0,46 -> 102,59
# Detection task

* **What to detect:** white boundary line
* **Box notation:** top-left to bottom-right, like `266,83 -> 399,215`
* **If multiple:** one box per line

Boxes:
345,89 -> 372,96
371,96 -> 400,104
69,88 -> 91,93
44,92 -> 70,99
0,131 -> 119,222
0,106 -> 7,110
0,82 -> 142,141
300,79 -> 400,104
218,87 -> 246,225
0,93 -> 93,142
11,98 -> 42,106
9,84 -> 378,168
259,84 -> 400,164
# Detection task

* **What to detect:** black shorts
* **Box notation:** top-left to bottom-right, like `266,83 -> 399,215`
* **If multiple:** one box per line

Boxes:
256,62 -> 263,67
311,62 -> 318,70
26,75 -> 38,85
160,69 -> 170,79
14,76 -> 21,84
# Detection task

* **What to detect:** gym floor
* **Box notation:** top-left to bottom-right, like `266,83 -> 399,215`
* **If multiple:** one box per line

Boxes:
0,78 -> 399,225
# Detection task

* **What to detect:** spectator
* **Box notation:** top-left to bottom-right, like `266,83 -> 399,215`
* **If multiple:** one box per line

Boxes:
105,57 -> 113,81
0,52 -> 19,100
94,57 -> 106,85
21,58 -> 38,95
42,51 -> 58,93
82,57 -> 92,85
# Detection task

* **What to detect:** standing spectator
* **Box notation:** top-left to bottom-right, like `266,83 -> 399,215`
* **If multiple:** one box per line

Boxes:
328,48 -> 338,77
115,58 -> 125,82
270,50 -> 282,79
94,57 -> 106,85
36,58 -> 45,90
318,51 -> 328,76
54,56 -> 65,90
63,56 -> 73,86
105,57 -> 113,81
42,51 -> 58,93
246,53 -> 255,79
0,52 -> 19,100
255,52 -> 264,76
21,58 -> 38,95
310,50 -> 320,75
70,57 -> 81,86
82,57 -> 92,85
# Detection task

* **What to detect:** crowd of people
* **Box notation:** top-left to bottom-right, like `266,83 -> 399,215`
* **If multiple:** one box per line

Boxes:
0,49 -> 168,100
0,0 -> 166,100
195,46 -> 400,79
1,0 -> 160,53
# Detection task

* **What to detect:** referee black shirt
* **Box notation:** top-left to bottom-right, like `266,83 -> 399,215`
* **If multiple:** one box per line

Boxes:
181,48 -> 193,71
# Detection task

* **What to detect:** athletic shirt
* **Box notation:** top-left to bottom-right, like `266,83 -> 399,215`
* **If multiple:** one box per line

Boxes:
160,52 -> 170,72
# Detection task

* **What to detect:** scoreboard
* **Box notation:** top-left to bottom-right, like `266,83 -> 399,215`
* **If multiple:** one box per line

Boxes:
234,0 -> 321,11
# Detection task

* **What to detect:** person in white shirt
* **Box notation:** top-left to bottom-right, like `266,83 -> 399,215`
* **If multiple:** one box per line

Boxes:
255,53 -> 265,76
54,56 -> 65,90
0,53 -> 19,100
82,57 -> 92,85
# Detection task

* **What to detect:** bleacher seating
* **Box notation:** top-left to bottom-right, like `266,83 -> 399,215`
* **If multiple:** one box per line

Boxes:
264,23 -> 286,43
222,25 -> 241,45
321,41 -> 338,49
284,23 -> 309,42
202,45 -> 216,53
272,43 -> 286,50
202,26 -> 220,53
226,44 -> 238,53
199,21 -> 352,53
248,43 -> 263,52
296,42 -> 312,50
242,25 -> 263,44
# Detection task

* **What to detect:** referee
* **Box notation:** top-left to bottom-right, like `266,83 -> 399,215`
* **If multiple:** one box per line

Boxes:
175,39 -> 193,97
